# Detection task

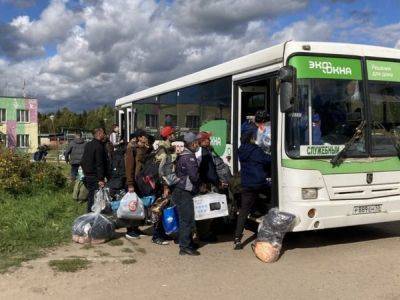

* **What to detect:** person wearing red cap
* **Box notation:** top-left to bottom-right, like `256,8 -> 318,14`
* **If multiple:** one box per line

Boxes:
150,126 -> 177,245
160,126 -> 174,140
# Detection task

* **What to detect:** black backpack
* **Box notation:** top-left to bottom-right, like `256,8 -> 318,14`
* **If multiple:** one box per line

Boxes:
107,149 -> 126,191
135,152 -> 161,197
110,149 -> 126,179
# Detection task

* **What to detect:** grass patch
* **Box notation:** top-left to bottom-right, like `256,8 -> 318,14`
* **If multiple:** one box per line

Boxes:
49,258 -> 91,272
121,248 -> 134,253
108,239 -> 124,246
135,247 -> 147,254
121,258 -> 137,265
95,250 -> 111,257
0,190 -> 85,273
81,244 -> 94,250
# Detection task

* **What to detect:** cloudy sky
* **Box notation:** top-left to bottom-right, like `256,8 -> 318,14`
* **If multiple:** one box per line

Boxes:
0,0 -> 399,112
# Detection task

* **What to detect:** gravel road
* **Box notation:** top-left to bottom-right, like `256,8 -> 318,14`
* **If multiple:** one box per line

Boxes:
1,222 -> 400,300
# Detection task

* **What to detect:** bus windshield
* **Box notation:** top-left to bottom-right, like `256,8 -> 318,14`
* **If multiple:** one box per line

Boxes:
286,56 -> 365,158
368,60 -> 400,156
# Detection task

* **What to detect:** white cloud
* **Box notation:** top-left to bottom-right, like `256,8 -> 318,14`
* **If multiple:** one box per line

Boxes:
1,0 -> 399,112
169,0 -> 308,35
11,0 -> 82,45
271,18 -> 333,43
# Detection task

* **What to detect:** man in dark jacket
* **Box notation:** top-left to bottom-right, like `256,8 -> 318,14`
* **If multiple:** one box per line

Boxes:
64,132 -> 86,180
172,132 -> 201,256
195,131 -> 219,243
81,128 -> 108,213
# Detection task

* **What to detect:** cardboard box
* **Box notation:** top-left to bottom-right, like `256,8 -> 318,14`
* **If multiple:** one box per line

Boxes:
193,192 -> 229,221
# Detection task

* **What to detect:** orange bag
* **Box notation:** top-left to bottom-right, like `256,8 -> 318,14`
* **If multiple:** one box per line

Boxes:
252,241 -> 281,263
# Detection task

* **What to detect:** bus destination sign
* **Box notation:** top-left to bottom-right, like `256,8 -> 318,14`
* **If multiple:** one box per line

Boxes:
300,145 -> 345,157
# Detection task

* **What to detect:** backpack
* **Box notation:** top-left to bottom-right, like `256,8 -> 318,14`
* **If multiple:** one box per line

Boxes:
73,180 -> 89,201
212,153 -> 233,184
110,149 -> 126,179
33,151 -> 41,162
135,152 -> 161,197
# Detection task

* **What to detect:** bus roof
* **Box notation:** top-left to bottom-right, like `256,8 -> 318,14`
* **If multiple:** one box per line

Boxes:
115,41 -> 400,107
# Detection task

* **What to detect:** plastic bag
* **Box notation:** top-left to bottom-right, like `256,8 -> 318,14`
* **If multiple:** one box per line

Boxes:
162,205 -> 179,235
141,195 -> 156,207
252,241 -> 281,263
150,197 -> 170,224
252,208 -> 295,263
92,188 -> 112,214
117,192 -> 145,220
72,213 -> 115,244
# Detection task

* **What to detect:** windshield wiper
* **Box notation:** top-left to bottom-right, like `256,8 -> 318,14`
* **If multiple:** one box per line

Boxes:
373,121 -> 400,159
330,120 -> 366,167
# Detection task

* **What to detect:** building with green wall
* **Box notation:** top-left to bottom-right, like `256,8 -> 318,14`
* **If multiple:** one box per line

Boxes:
0,96 -> 39,153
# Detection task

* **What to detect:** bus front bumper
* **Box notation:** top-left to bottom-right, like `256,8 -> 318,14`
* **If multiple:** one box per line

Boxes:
284,196 -> 400,232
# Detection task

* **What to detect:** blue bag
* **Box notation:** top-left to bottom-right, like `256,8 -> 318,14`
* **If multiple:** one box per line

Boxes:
162,206 -> 179,235
110,201 -> 121,212
141,195 -> 156,208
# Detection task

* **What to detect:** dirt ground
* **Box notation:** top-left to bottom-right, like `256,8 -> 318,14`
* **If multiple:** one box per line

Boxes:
1,221 -> 400,300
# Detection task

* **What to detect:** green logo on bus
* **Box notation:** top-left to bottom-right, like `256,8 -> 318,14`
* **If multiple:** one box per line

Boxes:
200,120 -> 227,156
289,56 -> 362,80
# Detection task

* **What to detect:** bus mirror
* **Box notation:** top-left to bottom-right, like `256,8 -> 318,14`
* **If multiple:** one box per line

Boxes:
280,82 -> 295,112
279,66 -> 297,112
278,66 -> 296,82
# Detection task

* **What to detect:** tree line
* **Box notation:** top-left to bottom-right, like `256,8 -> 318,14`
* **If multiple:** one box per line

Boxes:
38,105 -> 115,134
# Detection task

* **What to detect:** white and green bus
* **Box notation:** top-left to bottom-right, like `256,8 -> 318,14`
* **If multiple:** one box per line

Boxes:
115,41 -> 400,232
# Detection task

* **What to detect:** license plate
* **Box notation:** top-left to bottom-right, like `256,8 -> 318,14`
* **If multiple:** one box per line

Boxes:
353,204 -> 382,215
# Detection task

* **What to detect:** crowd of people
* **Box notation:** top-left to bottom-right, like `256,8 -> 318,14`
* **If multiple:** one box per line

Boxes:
65,110 -> 272,256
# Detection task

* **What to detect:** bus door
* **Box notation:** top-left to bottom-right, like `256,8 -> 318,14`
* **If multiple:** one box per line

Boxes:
234,75 -> 279,209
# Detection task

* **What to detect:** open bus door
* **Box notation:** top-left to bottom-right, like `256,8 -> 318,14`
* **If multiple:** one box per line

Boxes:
233,74 -> 279,214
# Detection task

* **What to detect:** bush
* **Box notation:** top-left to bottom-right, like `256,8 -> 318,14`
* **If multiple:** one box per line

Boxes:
0,147 -> 66,195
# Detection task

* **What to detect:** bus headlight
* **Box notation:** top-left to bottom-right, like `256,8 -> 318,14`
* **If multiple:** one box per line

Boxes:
302,188 -> 318,199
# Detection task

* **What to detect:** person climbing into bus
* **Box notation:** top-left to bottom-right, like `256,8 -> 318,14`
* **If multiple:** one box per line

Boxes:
172,132 -> 201,256
254,110 -> 271,154
234,122 -> 272,250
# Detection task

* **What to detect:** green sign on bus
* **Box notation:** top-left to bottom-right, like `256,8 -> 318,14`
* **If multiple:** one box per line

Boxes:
200,120 -> 227,156
289,56 -> 362,80
367,60 -> 400,82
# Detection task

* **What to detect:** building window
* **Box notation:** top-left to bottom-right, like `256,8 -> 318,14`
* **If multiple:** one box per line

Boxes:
145,114 -> 159,128
17,110 -> 29,123
186,115 -> 200,129
0,109 -> 6,122
17,134 -> 29,148
165,114 -> 177,126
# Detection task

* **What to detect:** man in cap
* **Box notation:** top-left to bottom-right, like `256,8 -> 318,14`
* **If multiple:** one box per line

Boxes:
195,131 -> 219,243
172,132 -> 201,256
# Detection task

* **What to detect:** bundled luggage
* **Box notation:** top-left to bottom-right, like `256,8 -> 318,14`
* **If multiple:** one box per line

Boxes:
252,208 -> 295,263
72,213 -> 115,244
